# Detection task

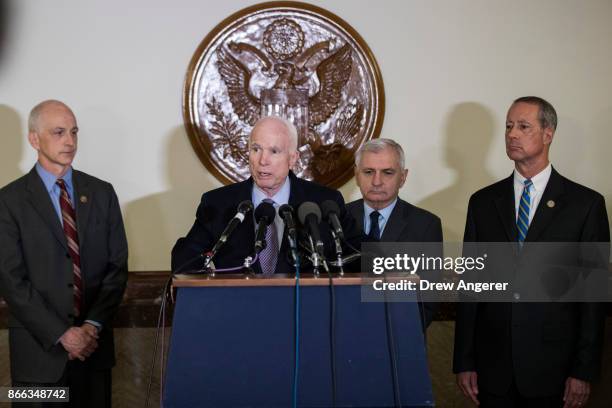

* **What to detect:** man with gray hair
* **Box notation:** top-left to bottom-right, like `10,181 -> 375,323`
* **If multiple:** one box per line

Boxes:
454,96 -> 609,407
172,115 -> 359,274
0,100 -> 128,407
347,138 -> 443,329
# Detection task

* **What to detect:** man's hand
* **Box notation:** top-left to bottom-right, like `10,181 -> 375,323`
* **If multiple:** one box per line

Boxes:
59,326 -> 98,361
563,377 -> 590,408
456,371 -> 479,406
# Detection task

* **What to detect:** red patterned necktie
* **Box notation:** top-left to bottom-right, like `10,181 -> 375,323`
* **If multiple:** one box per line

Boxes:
56,179 -> 83,316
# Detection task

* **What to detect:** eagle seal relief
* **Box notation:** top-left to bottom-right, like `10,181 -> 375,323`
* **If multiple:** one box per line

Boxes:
183,1 -> 385,187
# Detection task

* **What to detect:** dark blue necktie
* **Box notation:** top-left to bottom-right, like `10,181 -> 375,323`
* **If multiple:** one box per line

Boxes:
368,211 -> 381,241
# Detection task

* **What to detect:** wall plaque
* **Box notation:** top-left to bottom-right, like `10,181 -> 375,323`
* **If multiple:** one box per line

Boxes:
184,1 -> 385,187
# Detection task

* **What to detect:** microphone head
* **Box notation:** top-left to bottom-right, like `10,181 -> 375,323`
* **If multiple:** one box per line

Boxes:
321,200 -> 340,221
297,201 -> 321,225
278,204 -> 294,220
254,201 -> 276,225
237,200 -> 254,214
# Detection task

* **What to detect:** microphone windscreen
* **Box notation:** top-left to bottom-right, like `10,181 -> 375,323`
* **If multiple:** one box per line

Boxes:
278,204 -> 294,221
254,201 -> 276,225
320,200 -> 340,221
238,200 -> 254,214
297,201 -> 321,225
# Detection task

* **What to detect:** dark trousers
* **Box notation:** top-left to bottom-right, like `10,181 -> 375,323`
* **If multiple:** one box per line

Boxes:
479,378 -> 563,408
12,360 -> 111,408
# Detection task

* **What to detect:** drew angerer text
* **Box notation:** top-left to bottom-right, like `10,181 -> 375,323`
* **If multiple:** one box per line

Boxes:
371,279 -> 508,293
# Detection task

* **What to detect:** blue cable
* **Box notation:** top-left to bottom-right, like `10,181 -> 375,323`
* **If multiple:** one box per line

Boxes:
292,250 -> 301,408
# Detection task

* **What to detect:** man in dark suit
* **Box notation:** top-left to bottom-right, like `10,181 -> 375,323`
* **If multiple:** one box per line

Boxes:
454,96 -> 609,407
347,138 -> 443,329
0,100 -> 128,407
172,116 -> 359,274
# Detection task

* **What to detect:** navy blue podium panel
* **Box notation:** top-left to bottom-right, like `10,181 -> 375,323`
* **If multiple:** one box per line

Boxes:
164,274 -> 433,408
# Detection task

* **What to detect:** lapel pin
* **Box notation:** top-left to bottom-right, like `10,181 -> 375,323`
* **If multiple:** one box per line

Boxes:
547,200 -> 555,208
80,196 -> 88,203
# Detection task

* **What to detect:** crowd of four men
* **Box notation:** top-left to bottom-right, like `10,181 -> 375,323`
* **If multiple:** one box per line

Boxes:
0,97 -> 608,407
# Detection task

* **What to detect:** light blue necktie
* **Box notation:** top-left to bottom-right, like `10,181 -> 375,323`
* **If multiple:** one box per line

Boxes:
517,179 -> 533,245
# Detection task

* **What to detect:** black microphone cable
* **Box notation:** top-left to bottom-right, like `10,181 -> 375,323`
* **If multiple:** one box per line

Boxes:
325,260 -> 338,408
144,252 -> 208,408
383,273 -> 402,407
144,272 -> 172,408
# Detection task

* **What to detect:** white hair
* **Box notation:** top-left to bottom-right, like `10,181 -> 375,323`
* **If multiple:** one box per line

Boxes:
250,116 -> 298,151
355,138 -> 405,169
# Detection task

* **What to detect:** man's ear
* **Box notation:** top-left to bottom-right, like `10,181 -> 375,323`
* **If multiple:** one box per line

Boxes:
289,150 -> 299,169
543,128 -> 554,146
28,131 -> 40,151
399,169 -> 409,188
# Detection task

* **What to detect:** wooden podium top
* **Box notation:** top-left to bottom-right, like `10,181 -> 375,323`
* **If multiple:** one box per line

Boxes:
172,273 -> 419,287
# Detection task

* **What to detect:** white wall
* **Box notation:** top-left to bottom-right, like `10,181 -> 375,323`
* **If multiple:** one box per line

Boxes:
1,0 -> 611,270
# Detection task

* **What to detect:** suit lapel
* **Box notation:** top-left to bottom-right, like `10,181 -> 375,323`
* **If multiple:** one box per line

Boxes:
25,168 -> 68,251
73,171 -> 92,248
381,199 -> 409,242
493,174 -> 518,242
348,199 -> 365,235
525,168 -> 564,242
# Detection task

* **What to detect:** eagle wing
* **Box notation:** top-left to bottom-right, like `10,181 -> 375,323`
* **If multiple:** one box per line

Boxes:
308,43 -> 353,126
216,47 -> 260,125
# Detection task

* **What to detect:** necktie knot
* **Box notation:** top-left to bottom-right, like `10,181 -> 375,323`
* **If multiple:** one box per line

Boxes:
524,179 -> 533,189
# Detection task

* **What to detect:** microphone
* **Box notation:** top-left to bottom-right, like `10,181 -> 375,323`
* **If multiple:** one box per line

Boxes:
209,200 -> 253,254
278,204 -> 298,243
204,200 -> 253,269
297,201 -> 324,257
321,200 -> 345,240
203,200 -> 253,273
254,201 -> 276,253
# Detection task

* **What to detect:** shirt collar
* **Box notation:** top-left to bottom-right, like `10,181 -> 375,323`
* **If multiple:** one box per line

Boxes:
364,198 -> 398,220
35,162 -> 74,193
513,163 -> 552,193
251,176 -> 291,207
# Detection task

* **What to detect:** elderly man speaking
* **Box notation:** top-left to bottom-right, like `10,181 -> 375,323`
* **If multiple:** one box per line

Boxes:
172,116 -> 359,275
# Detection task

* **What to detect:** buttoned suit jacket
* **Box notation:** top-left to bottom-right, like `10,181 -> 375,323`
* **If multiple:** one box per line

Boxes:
347,198 -> 443,329
172,171 -> 360,274
453,167 -> 609,397
0,167 -> 128,383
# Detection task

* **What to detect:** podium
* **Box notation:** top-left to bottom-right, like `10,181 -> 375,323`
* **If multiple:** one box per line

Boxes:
164,274 -> 434,407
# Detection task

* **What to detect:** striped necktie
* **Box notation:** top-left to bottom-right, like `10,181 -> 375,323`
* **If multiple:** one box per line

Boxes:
56,179 -> 83,316
517,179 -> 533,245
259,199 -> 278,275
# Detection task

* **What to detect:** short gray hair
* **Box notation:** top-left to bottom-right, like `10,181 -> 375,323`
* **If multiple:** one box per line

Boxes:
250,116 -> 298,151
28,99 -> 72,132
355,138 -> 405,169
513,96 -> 557,131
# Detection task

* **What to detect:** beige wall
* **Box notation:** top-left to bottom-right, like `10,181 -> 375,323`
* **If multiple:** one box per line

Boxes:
1,0 -> 611,270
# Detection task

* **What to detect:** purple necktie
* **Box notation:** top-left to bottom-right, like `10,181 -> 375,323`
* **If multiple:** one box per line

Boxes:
259,199 -> 278,275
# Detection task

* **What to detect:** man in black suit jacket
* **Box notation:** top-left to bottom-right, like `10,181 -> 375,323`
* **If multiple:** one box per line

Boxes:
347,138 -> 443,329
454,96 -> 609,408
0,100 -> 128,407
172,116 -> 359,274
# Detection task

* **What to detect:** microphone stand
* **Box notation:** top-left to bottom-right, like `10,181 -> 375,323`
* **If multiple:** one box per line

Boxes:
330,230 -> 345,276
308,235 -> 329,278
242,255 -> 256,278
